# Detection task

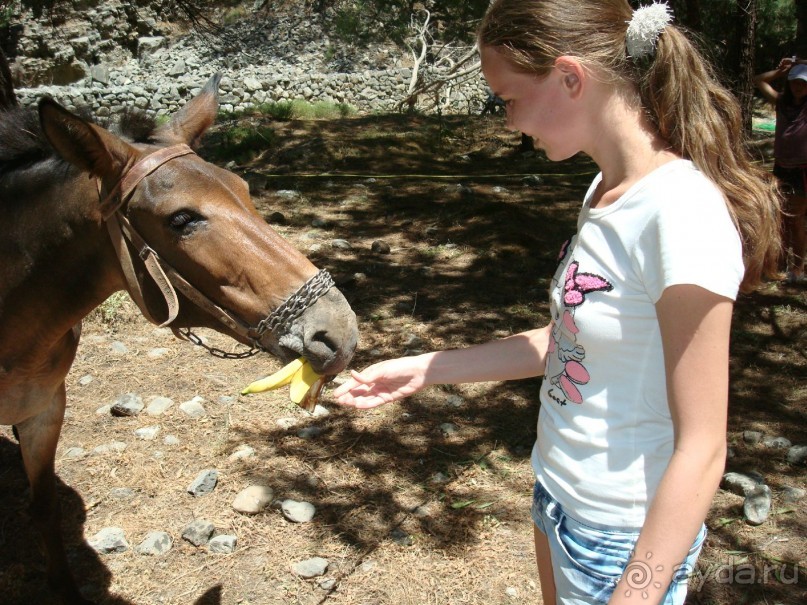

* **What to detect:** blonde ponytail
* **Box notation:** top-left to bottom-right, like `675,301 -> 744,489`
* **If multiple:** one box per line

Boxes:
639,27 -> 782,290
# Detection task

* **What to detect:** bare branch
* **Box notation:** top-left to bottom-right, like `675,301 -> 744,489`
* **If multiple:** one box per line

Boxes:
399,8 -> 482,113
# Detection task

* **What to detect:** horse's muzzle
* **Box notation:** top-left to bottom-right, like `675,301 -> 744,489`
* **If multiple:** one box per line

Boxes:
274,287 -> 358,376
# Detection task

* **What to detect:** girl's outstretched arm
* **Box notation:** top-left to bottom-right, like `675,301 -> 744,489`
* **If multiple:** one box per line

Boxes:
334,324 -> 552,409
608,284 -> 733,605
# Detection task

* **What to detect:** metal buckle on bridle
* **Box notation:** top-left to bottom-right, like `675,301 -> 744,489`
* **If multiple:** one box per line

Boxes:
99,144 -> 335,359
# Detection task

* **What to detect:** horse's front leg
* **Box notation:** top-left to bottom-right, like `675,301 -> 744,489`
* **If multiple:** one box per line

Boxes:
16,382 -> 92,605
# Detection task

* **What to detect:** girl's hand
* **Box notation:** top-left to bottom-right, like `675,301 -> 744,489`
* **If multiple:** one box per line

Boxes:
333,356 -> 428,409
777,56 -> 795,71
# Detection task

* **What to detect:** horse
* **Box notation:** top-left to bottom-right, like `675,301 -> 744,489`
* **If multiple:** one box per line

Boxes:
0,50 -> 357,604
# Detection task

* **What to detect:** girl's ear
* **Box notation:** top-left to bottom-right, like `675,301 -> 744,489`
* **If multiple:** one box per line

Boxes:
554,56 -> 585,98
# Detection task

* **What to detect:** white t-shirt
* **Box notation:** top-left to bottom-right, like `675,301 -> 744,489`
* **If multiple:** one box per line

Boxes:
532,159 -> 744,529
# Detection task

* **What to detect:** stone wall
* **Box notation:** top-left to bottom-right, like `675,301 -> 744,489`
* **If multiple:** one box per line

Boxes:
5,1 -> 487,116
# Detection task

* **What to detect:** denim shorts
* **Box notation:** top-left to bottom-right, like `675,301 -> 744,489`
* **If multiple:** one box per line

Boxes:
531,481 -> 707,605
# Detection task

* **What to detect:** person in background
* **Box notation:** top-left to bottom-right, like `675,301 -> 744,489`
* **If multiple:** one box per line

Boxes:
336,1 -> 782,604
754,57 -> 807,284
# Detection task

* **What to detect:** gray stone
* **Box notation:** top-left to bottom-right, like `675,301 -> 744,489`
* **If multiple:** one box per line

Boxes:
109,487 -> 135,500
721,472 -> 763,497
371,240 -> 391,254
88,527 -> 129,554
179,396 -> 206,418
390,528 -> 414,546
431,471 -> 450,484
168,60 -> 186,76
90,65 -> 109,86
233,485 -> 274,514
440,422 -> 459,436
138,36 -> 166,57
762,436 -> 792,449
786,445 -> 807,466
293,557 -> 329,578
136,531 -> 172,556
146,396 -> 174,415
181,520 -> 215,546
331,239 -> 352,250
297,426 -> 323,440
92,441 -> 127,455
134,426 -> 160,440
781,486 -> 806,503
187,469 -> 218,496
311,404 -> 330,417
111,393 -> 144,417
276,417 -> 298,430
281,499 -> 316,523
228,444 -> 255,462
744,484 -> 772,526
208,534 -> 237,554
446,394 -> 465,408
110,341 -> 128,354
743,430 -> 764,444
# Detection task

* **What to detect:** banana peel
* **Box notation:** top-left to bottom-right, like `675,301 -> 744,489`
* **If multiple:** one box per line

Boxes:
241,357 -> 326,412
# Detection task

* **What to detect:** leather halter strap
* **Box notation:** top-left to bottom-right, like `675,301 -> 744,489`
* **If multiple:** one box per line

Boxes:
100,144 -> 334,350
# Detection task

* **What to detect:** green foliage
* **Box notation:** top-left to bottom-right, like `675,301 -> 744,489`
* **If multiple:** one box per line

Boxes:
205,123 -> 277,164
288,99 -> 355,119
90,292 -> 130,325
218,99 -> 355,122
208,99 -> 355,163
323,0 -> 489,46
676,0 -> 798,74
0,2 -> 17,28
756,0 -> 799,65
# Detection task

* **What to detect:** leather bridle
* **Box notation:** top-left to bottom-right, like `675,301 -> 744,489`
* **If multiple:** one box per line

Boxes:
98,143 -> 334,356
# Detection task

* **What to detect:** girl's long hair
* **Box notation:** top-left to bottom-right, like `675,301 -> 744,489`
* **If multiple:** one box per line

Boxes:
479,0 -> 782,291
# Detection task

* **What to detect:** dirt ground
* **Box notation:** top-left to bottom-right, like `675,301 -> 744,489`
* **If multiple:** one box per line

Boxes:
0,113 -> 804,605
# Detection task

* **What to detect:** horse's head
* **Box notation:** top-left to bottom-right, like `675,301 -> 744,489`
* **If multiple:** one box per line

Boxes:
36,75 -> 357,376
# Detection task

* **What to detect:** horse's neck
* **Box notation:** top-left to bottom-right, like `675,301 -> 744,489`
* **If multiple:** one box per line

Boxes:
0,171 -> 122,361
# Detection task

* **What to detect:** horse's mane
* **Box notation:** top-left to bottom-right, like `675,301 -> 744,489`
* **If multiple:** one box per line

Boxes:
0,104 -> 160,172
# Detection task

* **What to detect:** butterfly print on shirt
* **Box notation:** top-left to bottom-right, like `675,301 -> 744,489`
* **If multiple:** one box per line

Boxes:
563,261 -> 613,307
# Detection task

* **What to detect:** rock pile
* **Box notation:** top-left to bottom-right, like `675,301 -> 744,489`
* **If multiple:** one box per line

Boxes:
7,2 -> 486,116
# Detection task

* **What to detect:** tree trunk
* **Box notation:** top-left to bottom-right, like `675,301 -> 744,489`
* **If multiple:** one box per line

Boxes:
736,0 -> 756,133
796,0 -> 807,57
667,0 -> 702,31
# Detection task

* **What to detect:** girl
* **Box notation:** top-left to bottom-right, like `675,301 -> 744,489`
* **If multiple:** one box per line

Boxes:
335,2 -> 782,604
754,57 -> 807,284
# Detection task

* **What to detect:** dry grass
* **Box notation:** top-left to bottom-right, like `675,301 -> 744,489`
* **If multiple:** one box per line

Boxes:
0,114 -> 804,605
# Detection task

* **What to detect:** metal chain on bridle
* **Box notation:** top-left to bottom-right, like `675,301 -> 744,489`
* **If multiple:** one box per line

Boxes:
252,269 -> 335,340
176,268 -> 335,359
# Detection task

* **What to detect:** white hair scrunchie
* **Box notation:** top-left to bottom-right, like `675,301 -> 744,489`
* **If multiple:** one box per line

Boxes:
626,2 -> 673,60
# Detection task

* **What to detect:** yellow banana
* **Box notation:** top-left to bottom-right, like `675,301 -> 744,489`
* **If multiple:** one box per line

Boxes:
289,360 -> 321,404
241,357 -> 305,395
241,357 -> 326,412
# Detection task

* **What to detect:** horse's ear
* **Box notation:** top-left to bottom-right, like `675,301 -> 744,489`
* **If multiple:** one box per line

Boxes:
38,97 -> 136,178
0,48 -> 17,110
155,73 -> 221,148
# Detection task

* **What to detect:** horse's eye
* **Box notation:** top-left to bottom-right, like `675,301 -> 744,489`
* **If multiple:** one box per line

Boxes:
168,210 -> 201,232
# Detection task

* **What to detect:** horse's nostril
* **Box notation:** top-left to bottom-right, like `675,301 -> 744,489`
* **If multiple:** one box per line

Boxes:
309,330 -> 338,357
